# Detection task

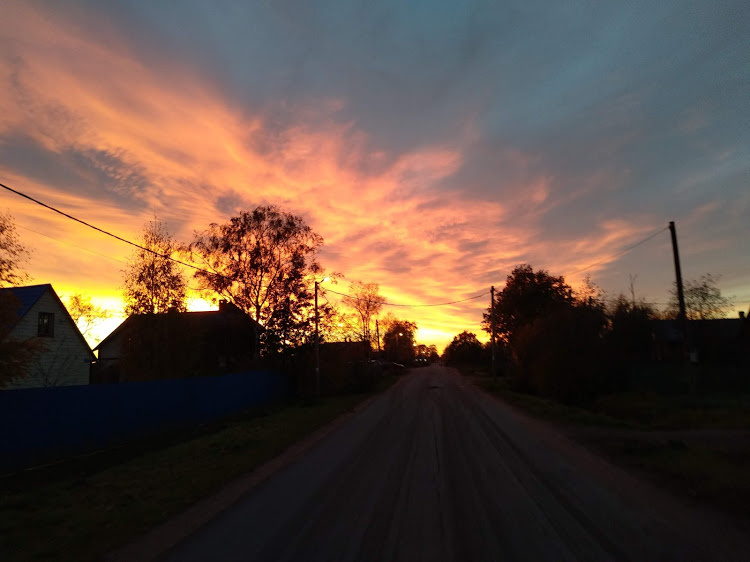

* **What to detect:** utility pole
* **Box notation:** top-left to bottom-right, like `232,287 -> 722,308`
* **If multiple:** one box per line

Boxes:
314,280 -> 320,397
490,286 -> 496,378
669,221 -> 687,331
375,319 -> 381,353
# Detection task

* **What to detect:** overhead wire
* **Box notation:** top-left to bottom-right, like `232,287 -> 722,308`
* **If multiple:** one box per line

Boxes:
565,225 -> 670,277
2,180 -> 493,309
1,181 -> 226,279
5,180 -> 717,311
16,223 -> 131,267
323,286 -> 490,308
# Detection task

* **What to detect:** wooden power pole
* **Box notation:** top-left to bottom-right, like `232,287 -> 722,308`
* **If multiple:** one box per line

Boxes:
669,221 -> 688,354
490,286 -> 496,378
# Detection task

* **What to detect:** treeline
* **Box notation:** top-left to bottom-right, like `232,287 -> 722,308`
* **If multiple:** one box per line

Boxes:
444,264 -> 735,404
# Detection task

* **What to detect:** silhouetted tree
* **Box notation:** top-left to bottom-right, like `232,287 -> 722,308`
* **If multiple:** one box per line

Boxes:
0,290 -> 44,387
666,273 -> 733,320
0,213 -> 40,386
190,206 -> 324,354
483,264 -> 574,349
383,319 -> 417,363
343,281 -> 385,348
0,211 -> 30,287
483,265 -> 611,403
443,331 -> 483,365
607,294 -> 656,361
122,219 -> 187,315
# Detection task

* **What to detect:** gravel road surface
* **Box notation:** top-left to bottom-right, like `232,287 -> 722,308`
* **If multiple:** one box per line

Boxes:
163,365 -> 749,561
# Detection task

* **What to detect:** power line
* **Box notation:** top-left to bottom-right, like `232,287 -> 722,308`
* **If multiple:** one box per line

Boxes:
565,225 -> 670,276
1,180 -> 224,279
324,286 -> 490,308
3,180 -> 492,309
17,223 -> 130,266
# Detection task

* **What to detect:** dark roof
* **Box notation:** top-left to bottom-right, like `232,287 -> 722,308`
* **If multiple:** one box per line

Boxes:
0,284 -> 51,320
95,308 -> 262,351
651,318 -> 744,343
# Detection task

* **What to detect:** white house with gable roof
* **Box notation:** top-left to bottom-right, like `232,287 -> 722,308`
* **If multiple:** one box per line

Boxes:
0,284 -> 94,389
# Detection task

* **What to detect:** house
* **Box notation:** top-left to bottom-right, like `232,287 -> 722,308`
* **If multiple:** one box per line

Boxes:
0,284 -> 95,389
651,316 -> 747,364
92,301 -> 262,382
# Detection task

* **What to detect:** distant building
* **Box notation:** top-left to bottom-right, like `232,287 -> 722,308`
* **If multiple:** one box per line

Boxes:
651,316 -> 747,365
93,301 -> 262,382
0,284 -> 94,388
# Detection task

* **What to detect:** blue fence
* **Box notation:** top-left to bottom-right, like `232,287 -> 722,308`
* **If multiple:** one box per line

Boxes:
0,370 -> 288,473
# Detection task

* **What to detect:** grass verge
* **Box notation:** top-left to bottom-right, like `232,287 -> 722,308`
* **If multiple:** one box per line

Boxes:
0,377 -> 396,562
473,373 -> 750,520
475,376 -> 635,428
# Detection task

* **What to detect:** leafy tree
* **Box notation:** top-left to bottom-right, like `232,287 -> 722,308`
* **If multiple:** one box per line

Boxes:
443,331 -> 483,364
0,211 -> 30,287
343,281 -> 385,348
122,219 -> 187,315
666,273 -> 733,320
382,319 -> 417,363
483,264 -> 574,347
65,293 -> 110,345
190,206 -> 324,354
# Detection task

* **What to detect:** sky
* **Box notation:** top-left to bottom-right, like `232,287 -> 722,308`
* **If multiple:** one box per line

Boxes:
1,0 -> 748,351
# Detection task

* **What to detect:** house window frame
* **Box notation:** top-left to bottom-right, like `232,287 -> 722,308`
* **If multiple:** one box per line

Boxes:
38,312 -> 55,337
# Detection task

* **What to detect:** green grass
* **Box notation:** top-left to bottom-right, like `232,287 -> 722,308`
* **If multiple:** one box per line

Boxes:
0,378 -> 396,562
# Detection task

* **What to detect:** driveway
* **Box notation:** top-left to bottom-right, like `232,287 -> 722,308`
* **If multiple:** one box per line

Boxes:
161,365 -> 749,561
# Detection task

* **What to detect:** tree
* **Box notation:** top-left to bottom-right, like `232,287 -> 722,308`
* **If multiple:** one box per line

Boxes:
443,331 -> 484,364
667,273 -> 733,320
383,319 -> 417,363
0,212 -> 39,387
0,211 -> 30,287
0,290 -> 44,388
343,281 -> 385,348
65,293 -> 110,345
190,206 -> 324,354
483,264 -> 574,347
122,219 -> 187,315
607,294 -> 656,361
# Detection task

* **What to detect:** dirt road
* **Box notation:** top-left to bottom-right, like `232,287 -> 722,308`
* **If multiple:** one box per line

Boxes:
163,365 -> 749,561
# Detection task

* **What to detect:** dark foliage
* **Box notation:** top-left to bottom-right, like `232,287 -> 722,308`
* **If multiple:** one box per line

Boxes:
190,206 -> 326,355
443,331 -> 484,365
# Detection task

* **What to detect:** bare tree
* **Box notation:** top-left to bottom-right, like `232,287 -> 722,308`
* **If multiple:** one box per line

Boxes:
0,211 -> 30,287
667,273 -> 733,320
0,212 -> 40,386
65,293 -> 110,345
122,219 -> 187,316
343,281 -> 385,347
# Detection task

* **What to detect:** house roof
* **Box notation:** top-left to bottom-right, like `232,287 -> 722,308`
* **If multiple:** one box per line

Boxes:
94,307 -> 262,351
651,318 -> 744,343
0,284 -> 51,323
0,283 -> 95,356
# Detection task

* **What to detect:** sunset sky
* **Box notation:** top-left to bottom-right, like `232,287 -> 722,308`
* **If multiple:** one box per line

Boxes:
1,1 -> 748,351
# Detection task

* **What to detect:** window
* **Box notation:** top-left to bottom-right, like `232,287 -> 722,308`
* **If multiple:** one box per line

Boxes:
38,312 -> 55,337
